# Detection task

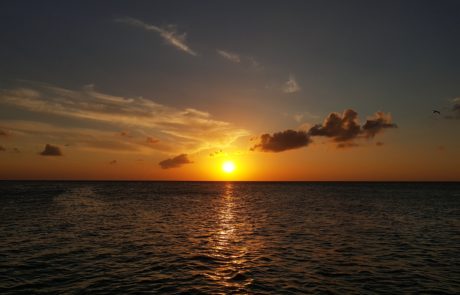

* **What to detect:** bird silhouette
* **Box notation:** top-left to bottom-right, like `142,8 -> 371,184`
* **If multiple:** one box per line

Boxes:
432,110 -> 441,115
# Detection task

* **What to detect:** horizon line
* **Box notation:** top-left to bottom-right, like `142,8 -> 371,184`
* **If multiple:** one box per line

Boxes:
1,179 -> 459,183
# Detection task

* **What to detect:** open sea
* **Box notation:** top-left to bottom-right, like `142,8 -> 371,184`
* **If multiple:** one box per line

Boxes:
0,181 -> 459,294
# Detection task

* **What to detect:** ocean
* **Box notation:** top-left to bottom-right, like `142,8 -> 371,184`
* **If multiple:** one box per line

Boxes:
1,181 -> 459,294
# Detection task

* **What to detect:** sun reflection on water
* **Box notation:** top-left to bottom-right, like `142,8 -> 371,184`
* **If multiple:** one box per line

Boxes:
204,182 -> 254,290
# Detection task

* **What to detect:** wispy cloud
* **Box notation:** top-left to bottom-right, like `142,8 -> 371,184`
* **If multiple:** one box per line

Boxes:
116,17 -> 197,56
217,49 -> 241,63
283,75 -> 300,93
292,111 -> 320,123
0,82 -> 248,154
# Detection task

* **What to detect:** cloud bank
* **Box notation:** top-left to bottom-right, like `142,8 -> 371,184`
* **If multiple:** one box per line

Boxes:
159,154 -> 192,169
116,17 -> 196,56
0,82 -> 248,154
252,109 -> 397,152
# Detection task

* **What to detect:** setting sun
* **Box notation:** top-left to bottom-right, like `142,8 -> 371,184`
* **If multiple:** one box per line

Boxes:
222,161 -> 236,173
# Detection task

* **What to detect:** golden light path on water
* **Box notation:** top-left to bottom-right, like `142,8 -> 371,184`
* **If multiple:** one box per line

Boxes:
205,182 -> 254,289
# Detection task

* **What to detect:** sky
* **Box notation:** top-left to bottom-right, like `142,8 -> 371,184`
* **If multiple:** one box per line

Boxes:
0,0 -> 459,181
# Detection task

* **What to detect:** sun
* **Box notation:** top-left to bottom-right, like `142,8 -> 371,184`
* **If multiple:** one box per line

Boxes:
222,161 -> 236,173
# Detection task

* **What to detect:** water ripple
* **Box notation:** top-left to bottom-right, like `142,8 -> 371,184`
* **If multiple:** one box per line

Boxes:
0,181 -> 459,294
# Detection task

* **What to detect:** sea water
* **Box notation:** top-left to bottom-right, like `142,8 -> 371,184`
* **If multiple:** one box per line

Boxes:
1,181 -> 459,294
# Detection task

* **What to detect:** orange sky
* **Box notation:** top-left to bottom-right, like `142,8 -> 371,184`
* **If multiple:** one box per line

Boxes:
1,2 -> 460,181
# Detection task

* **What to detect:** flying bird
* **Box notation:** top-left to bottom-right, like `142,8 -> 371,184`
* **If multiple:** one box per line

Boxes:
432,110 -> 441,115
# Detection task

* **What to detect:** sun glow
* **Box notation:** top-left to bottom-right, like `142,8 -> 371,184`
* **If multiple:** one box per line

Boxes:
222,161 -> 236,173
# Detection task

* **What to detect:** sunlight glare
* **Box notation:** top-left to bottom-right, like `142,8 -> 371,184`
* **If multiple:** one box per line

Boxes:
222,161 -> 236,173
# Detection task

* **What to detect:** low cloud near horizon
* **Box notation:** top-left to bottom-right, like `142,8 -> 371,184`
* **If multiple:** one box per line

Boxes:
0,82 -> 248,155
251,130 -> 311,152
159,154 -> 193,169
40,144 -> 62,156
252,109 -> 397,152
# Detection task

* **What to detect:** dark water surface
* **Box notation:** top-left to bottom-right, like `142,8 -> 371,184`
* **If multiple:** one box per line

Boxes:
1,181 -> 459,294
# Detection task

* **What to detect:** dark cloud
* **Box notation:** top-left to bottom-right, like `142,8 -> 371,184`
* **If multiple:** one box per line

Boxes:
0,129 -> 10,136
159,154 -> 192,169
40,144 -> 63,156
251,130 -> 311,152
0,145 -> 5,151
362,112 -> 397,138
376,141 -> 384,146
109,160 -> 117,165
13,147 -> 20,153
209,149 -> 223,157
251,109 -> 397,153
309,109 -> 361,142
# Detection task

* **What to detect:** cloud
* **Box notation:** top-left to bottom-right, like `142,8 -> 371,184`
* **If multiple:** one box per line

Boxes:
445,98 -> 460,119
159,154 -> 192,169
109,160 -> 117,165
0,82 -> 248,154
362,112 -> 397,138
309,109 -> 361,142
248,57 -> 263,70
376,141 -> 384,146
283,75 -> 300,93
0,129 -> 10,136
116,17 -> 196,56
13,147 -> 20,153
217,49 -> 241,63
209,149 -> 223,157
0,145 -> 5,151
337,142 -> 360,148
251,130 -> 311,152
293,114 -> 304,123
40,144 -> 62,156
252,109 -> 397,152
292,111 -> 320,123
